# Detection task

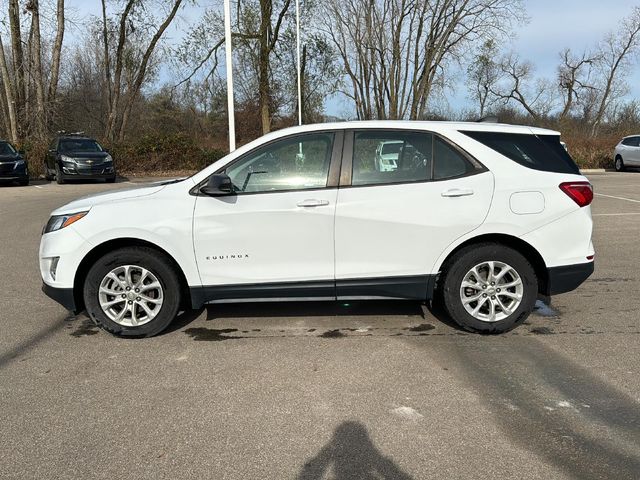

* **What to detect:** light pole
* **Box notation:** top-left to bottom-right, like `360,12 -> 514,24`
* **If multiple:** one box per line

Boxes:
223,0 -> 236,151
295,0 -> 302,126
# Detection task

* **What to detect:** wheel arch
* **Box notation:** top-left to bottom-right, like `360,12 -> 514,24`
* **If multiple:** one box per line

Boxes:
73,237 -> 192,312
435,233 -> 549,296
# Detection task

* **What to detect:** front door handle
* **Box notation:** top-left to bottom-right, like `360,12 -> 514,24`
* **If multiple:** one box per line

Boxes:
441,188 -> 474,198
297,199 -> 330,208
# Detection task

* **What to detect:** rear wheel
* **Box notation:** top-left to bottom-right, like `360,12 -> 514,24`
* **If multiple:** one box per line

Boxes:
615,156 -> 625,172
83,247 -> 181,337
438,243 -> 538,334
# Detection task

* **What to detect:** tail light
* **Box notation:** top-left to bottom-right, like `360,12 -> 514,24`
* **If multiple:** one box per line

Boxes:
559,182 -> 593,207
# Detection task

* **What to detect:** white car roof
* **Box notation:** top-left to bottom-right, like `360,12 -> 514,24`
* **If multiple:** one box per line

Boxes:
265,120 -> 560,138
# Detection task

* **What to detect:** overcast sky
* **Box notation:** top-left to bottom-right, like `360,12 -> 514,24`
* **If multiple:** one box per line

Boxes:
67,0 -> 640,116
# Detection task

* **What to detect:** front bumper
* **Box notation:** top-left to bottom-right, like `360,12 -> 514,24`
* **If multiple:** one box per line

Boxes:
42,282 -> 77,311
547,261 -> 594,295
0,173 -> 28,182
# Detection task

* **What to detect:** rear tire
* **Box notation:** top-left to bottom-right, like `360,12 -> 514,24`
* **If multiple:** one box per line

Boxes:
83,247 -> 181,337
615,156 -> 625,172
438,243 -> 538,334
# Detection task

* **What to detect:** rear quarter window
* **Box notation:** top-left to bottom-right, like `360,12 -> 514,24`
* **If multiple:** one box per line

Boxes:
461,131 -> 580,175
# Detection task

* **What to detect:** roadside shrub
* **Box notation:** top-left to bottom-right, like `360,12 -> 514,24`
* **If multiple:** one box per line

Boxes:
107,133 -> 226,175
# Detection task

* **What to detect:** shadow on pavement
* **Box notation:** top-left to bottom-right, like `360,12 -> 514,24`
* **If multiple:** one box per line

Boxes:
297,421 -> 413,480
203,300 -> 426,321
451,339 -> 640,479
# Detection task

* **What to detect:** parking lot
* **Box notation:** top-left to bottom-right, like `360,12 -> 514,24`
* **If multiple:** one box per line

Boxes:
0,172 -> 639,479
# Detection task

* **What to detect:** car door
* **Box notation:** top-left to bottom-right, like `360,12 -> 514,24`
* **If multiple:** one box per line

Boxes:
192,131 -> 342,302
334,129 -> 494,300
630,137 -> 640,166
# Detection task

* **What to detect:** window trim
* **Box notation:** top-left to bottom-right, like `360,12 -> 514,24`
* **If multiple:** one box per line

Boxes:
191,130 -> 344,196
339,128 -> 487,188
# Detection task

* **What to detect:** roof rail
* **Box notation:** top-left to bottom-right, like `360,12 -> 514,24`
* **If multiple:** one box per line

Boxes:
56,130 -> 85,136
476,116 -> 499,123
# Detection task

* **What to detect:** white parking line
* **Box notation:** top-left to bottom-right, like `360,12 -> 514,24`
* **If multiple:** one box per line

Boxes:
595,193 -> 640,204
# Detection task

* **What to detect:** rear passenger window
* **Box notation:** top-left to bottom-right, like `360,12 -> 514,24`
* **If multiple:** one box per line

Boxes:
622,137 -> 640,146
352,131 -> 433,186
433,137 -> 474,179
461,131 -> 580,175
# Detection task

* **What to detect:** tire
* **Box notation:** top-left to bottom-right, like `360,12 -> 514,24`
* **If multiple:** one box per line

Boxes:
106,175 -> 116,183
18,179 -> 29,186
438,243 -> 538,334
55,165 -> 65,184
83,247 -> 181,337
615,156 -> 625,172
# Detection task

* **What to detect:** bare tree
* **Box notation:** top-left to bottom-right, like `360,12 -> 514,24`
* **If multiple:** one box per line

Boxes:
590,7 -> 640,136
556,49 -> 597,122
467,39 -> 500,117
25,0 -> 47,138
0,34 -> 19,143
103,0 -> 184,142
490,53 -> 556,119
324,0 -> 524,120
48,0 -> 66,103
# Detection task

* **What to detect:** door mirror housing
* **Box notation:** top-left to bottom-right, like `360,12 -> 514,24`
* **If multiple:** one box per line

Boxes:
200,174 -> 235,196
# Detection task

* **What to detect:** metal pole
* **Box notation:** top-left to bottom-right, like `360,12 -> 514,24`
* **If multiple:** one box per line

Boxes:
295,0 -> 302,126
224,0 -> 236,151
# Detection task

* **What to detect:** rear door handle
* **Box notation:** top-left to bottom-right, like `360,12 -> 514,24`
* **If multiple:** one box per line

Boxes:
441,188 -> 474,198
297,199 -> 330,207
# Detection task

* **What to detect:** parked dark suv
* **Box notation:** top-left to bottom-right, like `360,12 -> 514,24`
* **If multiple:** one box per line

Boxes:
44,134 -> 116,184
0,140 -> 29,186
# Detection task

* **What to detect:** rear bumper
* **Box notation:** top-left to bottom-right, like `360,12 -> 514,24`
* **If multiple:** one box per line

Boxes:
547,261 -> 594,295
42,283 -> 77,312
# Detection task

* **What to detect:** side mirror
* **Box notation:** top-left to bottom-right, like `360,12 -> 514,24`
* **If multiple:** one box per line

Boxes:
200,174 -> 235,196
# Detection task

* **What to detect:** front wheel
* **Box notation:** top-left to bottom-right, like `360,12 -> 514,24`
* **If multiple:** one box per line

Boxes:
615,156 -> 625,172
83,247 -> 181,337
55,165 -> 65,184
438,243 -> 538,334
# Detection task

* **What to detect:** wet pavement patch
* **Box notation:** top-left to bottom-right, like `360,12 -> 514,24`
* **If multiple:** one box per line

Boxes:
184,327 -> 241,341
70,320 -> 99,337
530,326 -> 555,335
319,329 -> 345,338
406,323 -> 435,332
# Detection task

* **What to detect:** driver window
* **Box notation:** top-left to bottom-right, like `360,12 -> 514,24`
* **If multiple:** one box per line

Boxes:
225,133 -> 334,193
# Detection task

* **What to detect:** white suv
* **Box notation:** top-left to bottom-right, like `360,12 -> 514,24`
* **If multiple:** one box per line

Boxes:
40,121 -> 595,337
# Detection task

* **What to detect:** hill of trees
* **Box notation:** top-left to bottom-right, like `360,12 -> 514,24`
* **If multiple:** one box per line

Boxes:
1,0 -> 640,175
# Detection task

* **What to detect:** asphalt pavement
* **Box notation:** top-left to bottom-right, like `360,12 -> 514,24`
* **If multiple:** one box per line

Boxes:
0,173 -> 639,479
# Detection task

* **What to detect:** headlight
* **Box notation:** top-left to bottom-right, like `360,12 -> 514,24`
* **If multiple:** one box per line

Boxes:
44,211 -> 88,234
13,159 -> 25,169
61,155 -> 76,165
104,154 -> 113,163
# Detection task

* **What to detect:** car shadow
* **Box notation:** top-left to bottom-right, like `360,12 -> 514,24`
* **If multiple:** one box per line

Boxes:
448,338 -> 640,479
296,421 -> 413,480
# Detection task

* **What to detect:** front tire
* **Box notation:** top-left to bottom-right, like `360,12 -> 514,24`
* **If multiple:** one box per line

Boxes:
55,165 -> 65,184
83,247 -> 181,337
615,156 -> 625,172
438,243 -> 538,334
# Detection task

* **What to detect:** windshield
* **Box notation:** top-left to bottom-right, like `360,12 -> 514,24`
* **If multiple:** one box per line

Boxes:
59,139 -> 103,153
382,143 -> 402,155
0,142 -> 17,155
